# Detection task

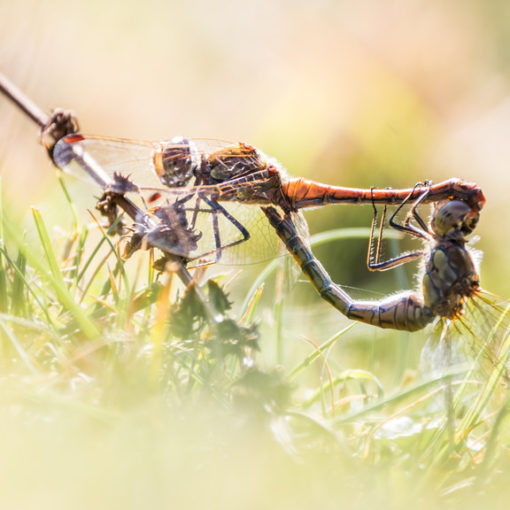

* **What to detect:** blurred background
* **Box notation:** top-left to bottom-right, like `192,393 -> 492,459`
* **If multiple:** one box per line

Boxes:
2,0 -> 510,337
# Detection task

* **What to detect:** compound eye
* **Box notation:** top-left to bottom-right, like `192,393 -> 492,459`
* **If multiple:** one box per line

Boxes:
432,200 -> 472,236
461,217 -> 477,234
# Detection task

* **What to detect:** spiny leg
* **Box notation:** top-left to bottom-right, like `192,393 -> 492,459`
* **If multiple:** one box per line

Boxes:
367,185 -> 426,272
388,181 -> 432,240
368,190 -> 388,269
211,201 -> 221,263
191,193 -> 251,262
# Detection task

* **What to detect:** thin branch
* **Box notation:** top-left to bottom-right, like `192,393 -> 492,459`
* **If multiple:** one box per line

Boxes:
0,72 -> 49,128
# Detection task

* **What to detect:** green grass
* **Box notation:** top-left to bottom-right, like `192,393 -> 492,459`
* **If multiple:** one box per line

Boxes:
0,179 -> 509,510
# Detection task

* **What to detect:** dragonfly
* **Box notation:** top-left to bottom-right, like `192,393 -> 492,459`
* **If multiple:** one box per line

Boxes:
50,130 -> 487,266
262,186 -> 500,334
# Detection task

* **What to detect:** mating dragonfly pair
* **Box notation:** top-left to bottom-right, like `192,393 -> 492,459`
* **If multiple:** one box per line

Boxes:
44,110 -> 489,336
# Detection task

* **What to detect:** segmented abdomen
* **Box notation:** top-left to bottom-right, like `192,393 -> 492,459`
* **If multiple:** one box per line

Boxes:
344,293 -> 434,332
263,206 -> 434,332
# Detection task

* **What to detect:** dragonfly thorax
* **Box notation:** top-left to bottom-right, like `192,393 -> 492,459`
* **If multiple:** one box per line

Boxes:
206,143 -> 267,183
422,239 -> 480,320
153,138 -> 272,187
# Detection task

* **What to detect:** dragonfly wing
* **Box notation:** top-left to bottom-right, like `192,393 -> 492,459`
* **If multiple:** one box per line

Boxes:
52,135 -> 163,188
194,202 -> 283,265
134,197 -> 282,265
459,294 -> 510,375
188,204 -> 311,267
291,211 -> 311,248
210,207 -> 312,266
420,292 -> 510,379
420,319 -> 468,379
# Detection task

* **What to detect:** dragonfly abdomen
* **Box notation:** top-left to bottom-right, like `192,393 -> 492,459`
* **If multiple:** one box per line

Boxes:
282,177 -> 486,212
263,206 -> 435,332
345,293 -> 434,332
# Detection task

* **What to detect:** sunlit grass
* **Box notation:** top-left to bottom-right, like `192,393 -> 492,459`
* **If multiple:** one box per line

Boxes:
0,178 -> 509,510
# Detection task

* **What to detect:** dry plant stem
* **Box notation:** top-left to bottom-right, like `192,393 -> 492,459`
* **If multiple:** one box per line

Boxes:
0,73 -> 143,231
0,72 -> 49,127
0,74 -> 159,242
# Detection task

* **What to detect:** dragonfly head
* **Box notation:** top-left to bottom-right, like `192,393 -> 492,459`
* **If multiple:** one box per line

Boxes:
431,200 -> 479,241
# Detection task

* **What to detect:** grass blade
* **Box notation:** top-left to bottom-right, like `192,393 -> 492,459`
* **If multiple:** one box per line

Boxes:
3,211 -> 100,339
0,316 -> 39,374
287,322 -> 358,380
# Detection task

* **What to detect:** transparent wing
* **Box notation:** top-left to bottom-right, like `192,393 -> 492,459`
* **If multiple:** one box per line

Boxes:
213,208 -> 309,266
52,134 -> 307,266
52,135 -> 161,187
134,197 -> 310,267
52,134 -> 260,189
420,291 -> 510,380
418,291 -> 510,445
460,292 -> 510,376
196,202 -> 282,265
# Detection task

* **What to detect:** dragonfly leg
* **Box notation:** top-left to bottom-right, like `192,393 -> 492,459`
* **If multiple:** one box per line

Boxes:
403,181 -> 431,232
176,193 -> 251,262
387,181 -> 432,240
211,203 -> 222,263
264,206 -> 434,331
367,185 -> 426,272
199,194 -> 250,255
182,193 -> 223,264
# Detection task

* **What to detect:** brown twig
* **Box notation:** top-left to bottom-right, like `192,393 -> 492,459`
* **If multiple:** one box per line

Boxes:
0,72 -> 49,128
